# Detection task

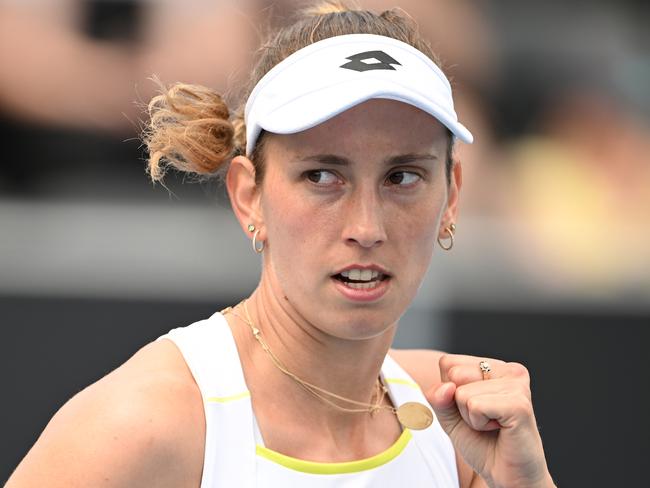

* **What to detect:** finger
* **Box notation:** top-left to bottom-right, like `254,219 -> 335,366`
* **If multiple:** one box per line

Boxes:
455,377 -> 531,410
454,378 -> 532,428
439,354 -> 506,383
466,394 -> 504,431
426,381 -> 465,440
448,364 -> 493,385
445,358 -> 529,387
468,392 -> 537,432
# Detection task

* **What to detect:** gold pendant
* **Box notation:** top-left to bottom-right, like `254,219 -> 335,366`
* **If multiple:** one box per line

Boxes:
396,402 -> 435,430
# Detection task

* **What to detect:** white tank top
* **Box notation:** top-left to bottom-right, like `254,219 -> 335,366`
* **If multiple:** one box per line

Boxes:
159,311 -> 459,487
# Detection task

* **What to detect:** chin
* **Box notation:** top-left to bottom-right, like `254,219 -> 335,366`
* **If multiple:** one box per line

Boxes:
318,305 -> 402,341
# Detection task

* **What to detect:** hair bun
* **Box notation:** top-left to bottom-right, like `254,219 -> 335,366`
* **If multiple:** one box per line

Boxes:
144,81 -> 235,182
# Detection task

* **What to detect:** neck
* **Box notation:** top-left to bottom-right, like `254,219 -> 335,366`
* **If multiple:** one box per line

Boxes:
229,276 -> 398,440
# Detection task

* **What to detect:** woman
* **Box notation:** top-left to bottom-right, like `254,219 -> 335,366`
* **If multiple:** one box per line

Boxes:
6,3 -> 555,487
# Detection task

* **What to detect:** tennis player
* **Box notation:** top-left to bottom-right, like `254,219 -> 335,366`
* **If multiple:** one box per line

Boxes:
7,3 -> 555,487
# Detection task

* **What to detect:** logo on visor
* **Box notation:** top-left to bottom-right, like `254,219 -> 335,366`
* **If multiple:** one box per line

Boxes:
340,50 -> 401,72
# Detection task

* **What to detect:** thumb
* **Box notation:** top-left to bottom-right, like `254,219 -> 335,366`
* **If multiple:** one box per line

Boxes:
426,382 -> 463,438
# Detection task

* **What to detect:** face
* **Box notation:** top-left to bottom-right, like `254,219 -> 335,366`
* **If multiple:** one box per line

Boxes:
252,99 -> 460,340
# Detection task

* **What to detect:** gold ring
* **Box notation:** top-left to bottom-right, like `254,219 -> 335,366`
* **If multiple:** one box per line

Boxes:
479,360 -> 491,380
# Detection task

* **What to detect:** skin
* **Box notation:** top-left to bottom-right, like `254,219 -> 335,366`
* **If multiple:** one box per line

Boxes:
6,99 -> 554,487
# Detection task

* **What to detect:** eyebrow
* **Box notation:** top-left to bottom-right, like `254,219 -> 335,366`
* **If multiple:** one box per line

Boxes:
295,153 -> 439,166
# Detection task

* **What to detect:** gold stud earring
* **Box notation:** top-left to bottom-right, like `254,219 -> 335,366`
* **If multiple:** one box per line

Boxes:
438,223 -> 456,251
247,224 -> 255,232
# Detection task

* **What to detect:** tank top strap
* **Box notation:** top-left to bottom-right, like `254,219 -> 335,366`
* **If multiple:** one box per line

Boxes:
382,353 -> 460,488
158,311 -> 257,488
381,353 -> 428,404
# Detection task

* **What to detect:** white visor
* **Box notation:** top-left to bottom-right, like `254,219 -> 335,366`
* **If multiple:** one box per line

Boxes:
244,33 -> 473,156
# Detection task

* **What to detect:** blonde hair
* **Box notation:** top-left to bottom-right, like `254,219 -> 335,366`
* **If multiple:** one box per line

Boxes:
143,1 -> 450,184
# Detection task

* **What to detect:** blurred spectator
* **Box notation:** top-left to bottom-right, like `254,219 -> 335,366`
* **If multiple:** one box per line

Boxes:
0,0 -> 258,133
490,2 -> 650,295
504,89 -> 650,294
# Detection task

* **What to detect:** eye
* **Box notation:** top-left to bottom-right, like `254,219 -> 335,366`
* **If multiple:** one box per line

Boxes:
386,171 -> 421,186
305,169 -> 341,186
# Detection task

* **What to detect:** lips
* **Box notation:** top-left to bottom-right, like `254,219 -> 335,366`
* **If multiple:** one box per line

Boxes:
333,264 -> 390,275
332,264 -> 390,301
331,265 -> 391,293
331,275 -> 390,302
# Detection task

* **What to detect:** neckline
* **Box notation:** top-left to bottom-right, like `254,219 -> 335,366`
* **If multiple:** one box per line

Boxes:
255,428 -> 413,475
216,310 -> 418,474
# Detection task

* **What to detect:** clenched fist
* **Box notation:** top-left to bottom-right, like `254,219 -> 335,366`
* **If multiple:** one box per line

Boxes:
426,354 -> 556,488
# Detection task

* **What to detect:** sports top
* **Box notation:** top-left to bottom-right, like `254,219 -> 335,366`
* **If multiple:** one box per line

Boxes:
158,311 -> 459,487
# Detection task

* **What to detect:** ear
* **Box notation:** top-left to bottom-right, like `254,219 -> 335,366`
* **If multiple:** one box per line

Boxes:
438,160 -> 463,237
226,155 -> 263,236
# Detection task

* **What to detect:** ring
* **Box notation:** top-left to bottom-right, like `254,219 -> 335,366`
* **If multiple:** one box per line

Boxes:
479,360 -> 491,380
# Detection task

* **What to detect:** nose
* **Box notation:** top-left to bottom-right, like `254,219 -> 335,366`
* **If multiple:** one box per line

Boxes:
341,187 -> 387,249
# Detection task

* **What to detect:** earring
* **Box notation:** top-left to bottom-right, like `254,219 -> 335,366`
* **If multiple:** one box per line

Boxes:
437,223 -> 456,251
252,229 -> 265,253
247,224 -> 256,232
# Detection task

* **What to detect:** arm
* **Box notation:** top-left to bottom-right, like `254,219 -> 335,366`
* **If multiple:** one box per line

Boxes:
5,340 -> 204,488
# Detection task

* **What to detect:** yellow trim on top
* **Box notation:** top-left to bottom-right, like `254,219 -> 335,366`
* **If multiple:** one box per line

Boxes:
255,429 -> 412,475
383,377 -> 421,390
205,391 -> 251,403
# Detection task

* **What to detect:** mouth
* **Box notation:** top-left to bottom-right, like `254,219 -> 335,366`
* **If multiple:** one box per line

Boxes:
331,267 -> 391,290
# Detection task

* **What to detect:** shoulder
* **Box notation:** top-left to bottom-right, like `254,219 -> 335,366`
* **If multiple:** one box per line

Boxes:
7,339 -> 204,488
388,348 -> 446,392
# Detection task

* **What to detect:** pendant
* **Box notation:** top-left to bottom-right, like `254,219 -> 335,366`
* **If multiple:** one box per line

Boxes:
396,402 -> 435,430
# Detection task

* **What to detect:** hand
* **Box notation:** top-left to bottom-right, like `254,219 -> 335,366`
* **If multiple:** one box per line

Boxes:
425,354 -> 555,488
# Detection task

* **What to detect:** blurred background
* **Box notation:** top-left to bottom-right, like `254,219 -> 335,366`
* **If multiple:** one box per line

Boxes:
1,0 -> 648,485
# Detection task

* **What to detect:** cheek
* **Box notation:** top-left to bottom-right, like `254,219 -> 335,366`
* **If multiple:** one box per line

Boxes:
390,192 -> 447,284
260,182 -> 337,286
393,192 -> 445,249
400,209 -> 439,244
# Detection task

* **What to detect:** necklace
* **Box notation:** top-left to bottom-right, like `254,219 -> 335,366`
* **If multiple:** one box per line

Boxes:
222,300 -> 434,430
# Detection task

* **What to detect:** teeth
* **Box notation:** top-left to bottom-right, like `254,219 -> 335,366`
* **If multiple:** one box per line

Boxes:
340,269 -> 382,281
360,269 -> 372,281
345,281 -> 380,289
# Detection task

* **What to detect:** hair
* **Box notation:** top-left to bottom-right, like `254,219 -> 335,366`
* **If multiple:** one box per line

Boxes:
143,0 -> 455,185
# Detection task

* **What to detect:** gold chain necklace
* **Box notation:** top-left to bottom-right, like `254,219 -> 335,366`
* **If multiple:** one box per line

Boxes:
222,300 -> 434,430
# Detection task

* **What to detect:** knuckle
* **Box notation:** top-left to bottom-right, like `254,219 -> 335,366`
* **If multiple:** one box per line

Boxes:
466,396 -> 479,412
439,354 -> 453,372
512,396 -> 533,417
507,362 -> 530,380
447,365 -> 462,383
454,384 -> 467,404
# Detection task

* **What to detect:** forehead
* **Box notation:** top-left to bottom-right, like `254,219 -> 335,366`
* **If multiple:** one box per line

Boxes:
267,99 -> 448,156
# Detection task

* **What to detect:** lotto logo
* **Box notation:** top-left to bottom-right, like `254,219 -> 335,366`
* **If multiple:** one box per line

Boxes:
340,50 -> 402,72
